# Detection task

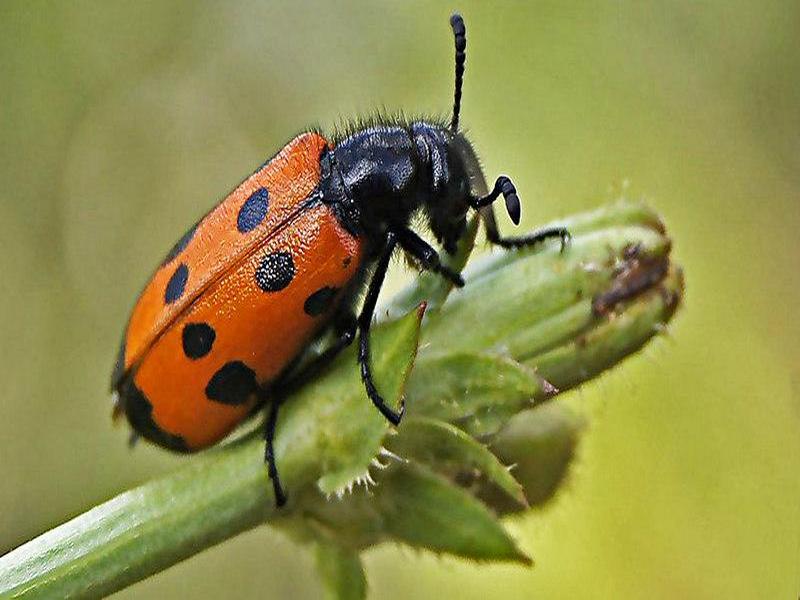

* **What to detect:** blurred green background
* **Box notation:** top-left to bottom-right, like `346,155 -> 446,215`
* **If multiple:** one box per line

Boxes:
2,1 -> 798,598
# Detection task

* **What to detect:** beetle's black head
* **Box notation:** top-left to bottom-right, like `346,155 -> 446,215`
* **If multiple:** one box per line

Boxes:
410,121 -> 486,253
321,14 -> 510,254
324,118 -> 487,255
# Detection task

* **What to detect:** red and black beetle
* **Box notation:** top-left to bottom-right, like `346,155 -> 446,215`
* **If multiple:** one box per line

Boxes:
111,14 -> 569,505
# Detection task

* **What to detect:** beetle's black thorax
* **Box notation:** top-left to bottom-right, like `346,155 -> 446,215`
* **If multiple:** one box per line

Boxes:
319,120 -> 477,255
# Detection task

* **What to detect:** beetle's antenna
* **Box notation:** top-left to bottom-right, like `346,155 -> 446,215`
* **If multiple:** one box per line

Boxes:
450,13 -> 466,132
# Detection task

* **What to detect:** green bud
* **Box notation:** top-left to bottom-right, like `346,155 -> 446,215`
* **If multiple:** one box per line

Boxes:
0,201 -> 683,599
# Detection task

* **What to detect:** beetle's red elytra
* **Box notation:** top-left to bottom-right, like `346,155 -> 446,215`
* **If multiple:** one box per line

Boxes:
112,14 -> 569,506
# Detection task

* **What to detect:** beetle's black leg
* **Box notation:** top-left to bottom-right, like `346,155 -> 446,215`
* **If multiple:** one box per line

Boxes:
485,216 -> 571,252
261,234 -> 404,504
295,315 -> 357,379
260,313 -> 357,507
277,314 -> 357,397
263,393 -> 286,507
394,226 -> 464,287
474,176 -> 571,252
358,233 -> 404,425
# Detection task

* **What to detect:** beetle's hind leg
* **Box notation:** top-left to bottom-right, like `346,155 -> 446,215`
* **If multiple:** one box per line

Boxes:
262,314 -> 358,508
263,394 -> 287,507
262,235 -> 409,505
276,314 -> 357,397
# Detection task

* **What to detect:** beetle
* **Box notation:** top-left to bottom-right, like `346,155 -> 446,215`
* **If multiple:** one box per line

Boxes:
111,14 -> 569,506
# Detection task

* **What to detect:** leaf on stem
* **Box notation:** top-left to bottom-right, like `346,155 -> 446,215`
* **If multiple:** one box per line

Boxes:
384,416 -> 528,508
374,462 -> 531,564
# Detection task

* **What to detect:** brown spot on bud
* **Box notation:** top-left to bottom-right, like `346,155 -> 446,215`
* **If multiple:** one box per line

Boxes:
592,244 -> 670,316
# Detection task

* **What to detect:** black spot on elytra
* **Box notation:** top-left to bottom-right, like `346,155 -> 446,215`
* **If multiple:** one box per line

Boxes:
342,256 -> 353,269
255,251 -> 295,292
205,361 -> 257,405
162,223 -> 198,266
237,187 -> 270,233
304,286 -> 338,317
182,322 -> 216,359
165,263 -> 189,304
120,379 -> 189,452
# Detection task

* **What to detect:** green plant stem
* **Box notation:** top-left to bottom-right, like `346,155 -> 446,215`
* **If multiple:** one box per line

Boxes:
0,201 -> 682,599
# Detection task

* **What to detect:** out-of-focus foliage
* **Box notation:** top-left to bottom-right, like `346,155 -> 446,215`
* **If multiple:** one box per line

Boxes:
1,2 -> 797,599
